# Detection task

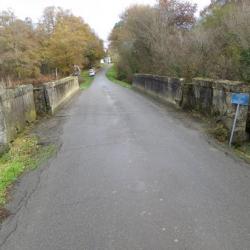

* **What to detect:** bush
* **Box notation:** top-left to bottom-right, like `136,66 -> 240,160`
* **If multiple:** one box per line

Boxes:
109,0 -> 250,83
209,124 -> 228,142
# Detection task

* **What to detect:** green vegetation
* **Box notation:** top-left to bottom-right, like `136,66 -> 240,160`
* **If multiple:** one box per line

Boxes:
109,0 -> 250,83
0,134 -> 55,205
106,66 -> 131,89
80,70 -> 94,90
208,124 -> 229,143
235,143 -> 250,163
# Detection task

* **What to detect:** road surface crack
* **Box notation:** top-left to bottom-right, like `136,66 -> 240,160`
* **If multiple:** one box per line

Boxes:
0,221 -> 18,248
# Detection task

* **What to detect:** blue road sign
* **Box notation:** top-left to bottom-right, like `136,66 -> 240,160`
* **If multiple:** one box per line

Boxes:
231,93 -> 249,106
230,93 -> 249,146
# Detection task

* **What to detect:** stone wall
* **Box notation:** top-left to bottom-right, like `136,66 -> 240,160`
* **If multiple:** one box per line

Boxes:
133,74 -> 250,143
34,76 -> 79,115
0,85 -> 36,154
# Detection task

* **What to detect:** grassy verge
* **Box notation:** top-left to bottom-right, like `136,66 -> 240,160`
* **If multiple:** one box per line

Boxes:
206,121 -> 250,163
0,133 -> 55,207
234,143 -> 250,163
79,70 -> 94,90
106,65 -> 132,89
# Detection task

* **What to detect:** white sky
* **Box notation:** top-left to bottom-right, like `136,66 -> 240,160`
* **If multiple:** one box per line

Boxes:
1,0 -> 211,41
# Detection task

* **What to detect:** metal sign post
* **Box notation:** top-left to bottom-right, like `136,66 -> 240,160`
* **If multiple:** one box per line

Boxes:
229,93 -> 249,147
229,103 -> 240,147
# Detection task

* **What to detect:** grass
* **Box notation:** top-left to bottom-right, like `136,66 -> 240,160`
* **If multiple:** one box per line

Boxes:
0,133 -> 55,206
106,65 -> 132,89
79,70 -> 94,90
234,142 -> 250,163
208,123 -> 229,143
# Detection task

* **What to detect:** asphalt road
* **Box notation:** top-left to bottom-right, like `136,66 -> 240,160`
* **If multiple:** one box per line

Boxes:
1,68 -> 250,250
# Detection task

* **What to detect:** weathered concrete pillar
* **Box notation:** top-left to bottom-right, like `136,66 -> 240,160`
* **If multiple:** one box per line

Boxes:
0,93 -> 7,154
192,78 -> 214,115
0,85 -> 36,154
180,82 -> 194,110
33,76 -> 79,115
167,77 -> 184,107
33,86 -> 49,115
212,80 -> 250,143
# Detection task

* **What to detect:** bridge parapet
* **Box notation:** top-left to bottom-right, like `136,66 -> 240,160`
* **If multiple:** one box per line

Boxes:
0,76 -> 79,154
34,76 -> 79,115
133,74 -> 250,143
0,84 -> 36,154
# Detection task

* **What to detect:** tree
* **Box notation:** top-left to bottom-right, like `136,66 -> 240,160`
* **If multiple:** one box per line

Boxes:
109,0 -> 197,81
198,0 -> 250,81
0,7 -> 104,83
43,14 -> 104,75
0,11 -> 40,81
109,0 -> 250,82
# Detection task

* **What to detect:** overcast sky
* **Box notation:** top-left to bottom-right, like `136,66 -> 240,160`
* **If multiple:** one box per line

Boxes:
1,0 -> 211,41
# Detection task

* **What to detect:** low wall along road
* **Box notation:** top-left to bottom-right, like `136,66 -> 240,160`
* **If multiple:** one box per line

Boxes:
133,74 -> 250,143
0,85 -> 36,153
34,76 -> 79,115
0,76 -> 79,154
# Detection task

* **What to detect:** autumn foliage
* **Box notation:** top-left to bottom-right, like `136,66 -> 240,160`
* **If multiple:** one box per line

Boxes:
0,7 -> 104,84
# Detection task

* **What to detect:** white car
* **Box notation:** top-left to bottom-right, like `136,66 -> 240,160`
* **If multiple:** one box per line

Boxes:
89,69 -> 96,77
